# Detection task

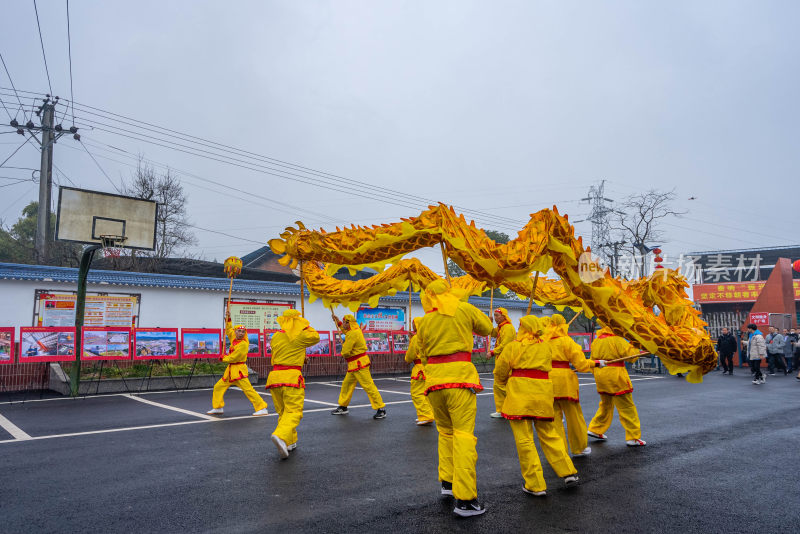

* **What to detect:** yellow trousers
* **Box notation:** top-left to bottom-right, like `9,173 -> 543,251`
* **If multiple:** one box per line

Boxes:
410,378 -> 434,421
270,386 -> 304,446
509,418 -> 577,493
553,399 -> 589,454
427,388 -> 478,501
211,377 -> 267,411
587,393 -> 641,440
338,367 -> 385,409
492,382 -> 506,412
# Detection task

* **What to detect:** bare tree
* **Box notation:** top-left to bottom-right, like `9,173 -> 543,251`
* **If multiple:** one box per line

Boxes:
121,158 -> 197,264
611,189 -> 685,278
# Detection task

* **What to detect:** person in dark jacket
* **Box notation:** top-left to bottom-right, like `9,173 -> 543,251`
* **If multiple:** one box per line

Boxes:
716,328 -> 738,375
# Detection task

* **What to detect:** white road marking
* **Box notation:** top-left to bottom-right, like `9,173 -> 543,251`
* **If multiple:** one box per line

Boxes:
0,412 -> 31,440
122,394 -> 217,420
303,398 -> 340,407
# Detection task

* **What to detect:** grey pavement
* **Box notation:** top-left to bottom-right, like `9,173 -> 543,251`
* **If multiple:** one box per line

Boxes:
0,369 -> 798,533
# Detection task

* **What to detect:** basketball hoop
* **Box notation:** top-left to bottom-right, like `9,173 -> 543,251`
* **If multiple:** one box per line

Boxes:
100,235 -> 127,257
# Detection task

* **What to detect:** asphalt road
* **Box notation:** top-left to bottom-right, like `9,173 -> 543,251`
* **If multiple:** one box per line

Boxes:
0,369 -> 798,533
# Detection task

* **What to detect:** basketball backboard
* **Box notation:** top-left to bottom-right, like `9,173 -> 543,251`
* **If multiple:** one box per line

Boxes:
55,187 -> 158,250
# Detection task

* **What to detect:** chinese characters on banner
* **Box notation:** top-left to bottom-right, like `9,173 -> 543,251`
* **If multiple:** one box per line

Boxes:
228,301 -> 292,330
693,280 -> 800,303
36,292 -> 138,327
356,307 -> 406,331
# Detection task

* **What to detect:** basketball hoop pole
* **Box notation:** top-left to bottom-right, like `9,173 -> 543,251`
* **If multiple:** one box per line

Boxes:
70,243 -> 101,396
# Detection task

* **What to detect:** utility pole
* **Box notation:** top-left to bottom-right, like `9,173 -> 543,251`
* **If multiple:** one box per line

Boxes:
10,95 -> 80,264
35,101 -> 55,264
580,180 -> 616,262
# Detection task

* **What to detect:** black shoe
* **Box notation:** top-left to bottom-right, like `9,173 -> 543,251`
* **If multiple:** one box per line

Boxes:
373,408 -> 386,419
441,481 -> 453,496
453,499 -> 486,517
331,406 -> 349,415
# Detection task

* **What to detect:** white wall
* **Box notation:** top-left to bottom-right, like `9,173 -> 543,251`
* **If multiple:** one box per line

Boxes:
0,279 -> 541,331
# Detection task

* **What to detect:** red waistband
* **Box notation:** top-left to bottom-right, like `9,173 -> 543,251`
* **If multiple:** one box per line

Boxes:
272,365 -> 302,371
551,361 -> 571,369
345,353 -> 367,362
413,359 -> 422,365
427,352 -> 471,364
510,368 -> 549,379
606,361 -> 625,367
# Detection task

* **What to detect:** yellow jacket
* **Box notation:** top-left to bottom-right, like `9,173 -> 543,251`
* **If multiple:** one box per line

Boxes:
549,334 -> 595,402
494,339 -> 554,420
222,320 -> 249,382
417,301 -> 493,393
404,334 -> 425,380
492,321 -> 516,358
340,324 -> 370,372
590,333 -> 639,395
266,326 -> 320,389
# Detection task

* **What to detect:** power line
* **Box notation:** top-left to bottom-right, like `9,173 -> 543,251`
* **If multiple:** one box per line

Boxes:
78,139 -> 120,192
32,0 -> 54,96
0,56 -> 26,121
0,136 -> 35,168
1,89 -> 531,230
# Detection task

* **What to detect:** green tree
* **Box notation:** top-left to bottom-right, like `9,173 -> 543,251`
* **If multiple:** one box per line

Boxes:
0,202 -> 81,266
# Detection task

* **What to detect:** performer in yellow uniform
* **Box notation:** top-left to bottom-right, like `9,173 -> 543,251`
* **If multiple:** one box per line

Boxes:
490,307 -> 516,418
547,314 -> 601,457
207,313 -> 269,416
494,315 -> 580,496
267,309 -> 320,459
417,280 -> 493,517
330,313 -> 386,419
404,317 -> 434,425
587,326 -> 647,446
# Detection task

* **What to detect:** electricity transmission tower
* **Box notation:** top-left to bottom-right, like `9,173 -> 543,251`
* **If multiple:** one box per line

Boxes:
580,180 -> 616,258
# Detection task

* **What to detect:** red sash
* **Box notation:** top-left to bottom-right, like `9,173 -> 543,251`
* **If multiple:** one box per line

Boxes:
427,352 -> 471,364
606,361 -> 625,367
551,361 -> 571,369
413,359 -> 422,365
272,365 -> 302,371
345,353 -> 367,362
510,368 -> 549,379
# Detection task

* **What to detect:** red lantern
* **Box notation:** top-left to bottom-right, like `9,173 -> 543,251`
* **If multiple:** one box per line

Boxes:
652,248 -> 662,255
793,259 -> 800,273
654,256 -> 664,263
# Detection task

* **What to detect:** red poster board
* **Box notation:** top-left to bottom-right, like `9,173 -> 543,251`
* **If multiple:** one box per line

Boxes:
82,327 -> 132,361
0,327 -> 14,365
307,331 -> 332,357
263,329 -> 279,357
133,328 -> 179,360
569,332 -> 594,353
222,330 -> 262,357
181,329 -> 222,359
364,330 -> 392,355
472,334 -> 489,353
392,331 -> 411,354
749,313 -> 770,326
19,327 -> 77,362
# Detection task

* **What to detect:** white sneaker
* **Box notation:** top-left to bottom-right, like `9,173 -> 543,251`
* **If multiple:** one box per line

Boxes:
416,419 -> 434,426
287,443 -> 297,452
271,434 -> 289,459
573,446 -> 592,457
489,412 -> 503,418
206,408 -> 224,415
522,486 -> 546,496
564,474 -> 579,486
252,407 -> 269,416
626,439 -> 647,447
752,379 -> 760,384
587,431 -> 607,441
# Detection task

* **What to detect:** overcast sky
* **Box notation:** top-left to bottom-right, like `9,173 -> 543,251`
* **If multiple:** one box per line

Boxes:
1,1 -> 798,274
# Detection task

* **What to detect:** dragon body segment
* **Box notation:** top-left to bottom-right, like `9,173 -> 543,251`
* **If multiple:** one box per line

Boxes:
270,204 -> 716,382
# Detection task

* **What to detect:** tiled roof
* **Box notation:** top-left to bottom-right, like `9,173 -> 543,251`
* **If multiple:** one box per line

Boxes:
0,262 -> 540,310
